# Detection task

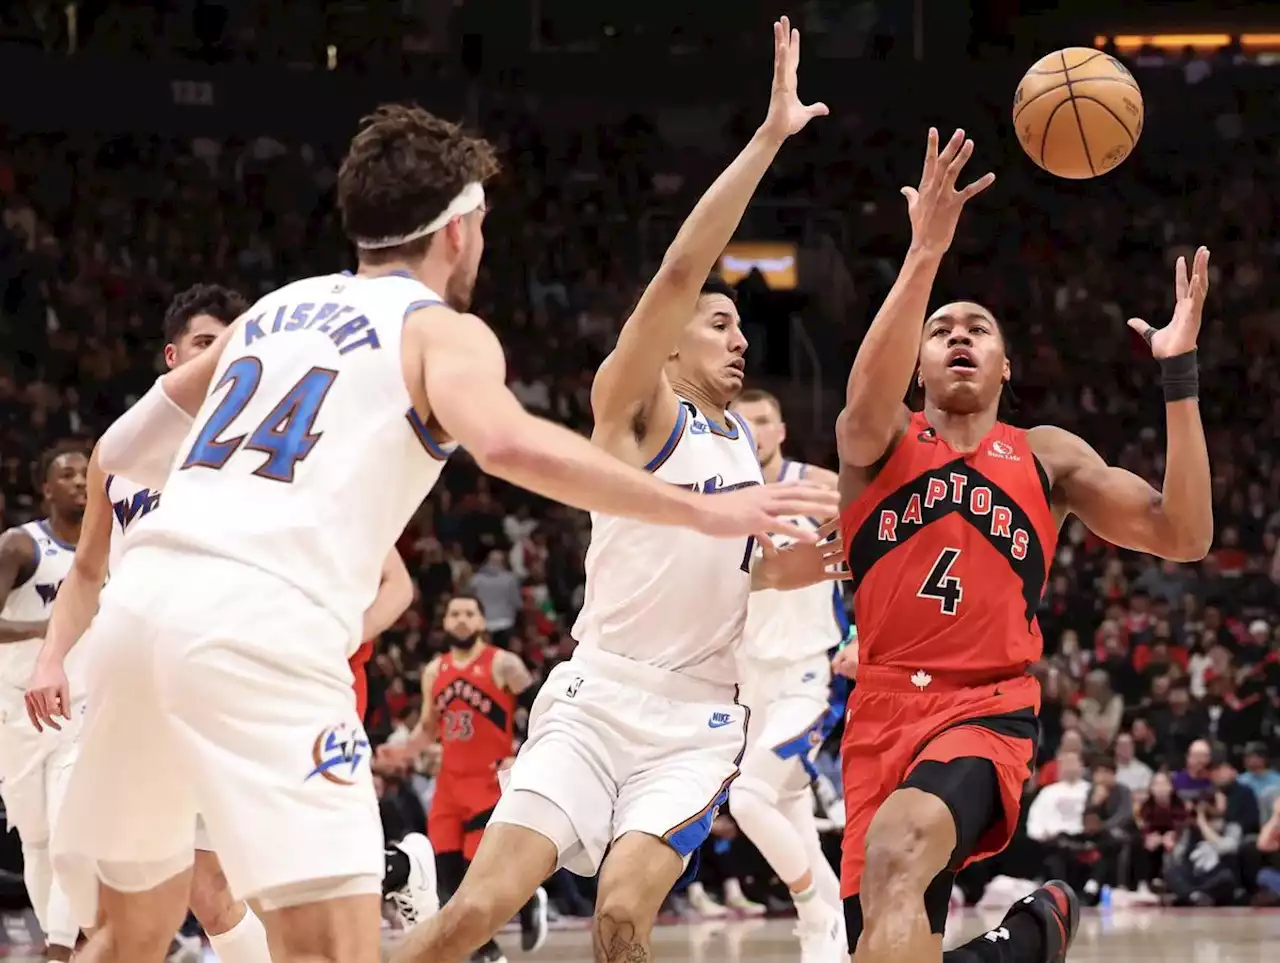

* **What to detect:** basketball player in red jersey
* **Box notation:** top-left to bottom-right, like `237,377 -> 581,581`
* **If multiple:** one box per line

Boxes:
379,593 -> 545,963
836,127 -> 1213,963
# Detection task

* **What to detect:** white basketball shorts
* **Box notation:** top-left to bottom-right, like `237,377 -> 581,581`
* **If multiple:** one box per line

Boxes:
51,546 -> 381,917
737,652 -> 836,795
491,646 -> 748,877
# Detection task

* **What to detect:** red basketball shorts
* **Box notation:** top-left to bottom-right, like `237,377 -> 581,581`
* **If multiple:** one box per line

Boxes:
428,770 -> 503,861
839,666 -> 1040,897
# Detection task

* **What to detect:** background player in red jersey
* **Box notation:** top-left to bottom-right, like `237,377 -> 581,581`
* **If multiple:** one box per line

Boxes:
379,593 -> 545,963
835,127 -> 1213,963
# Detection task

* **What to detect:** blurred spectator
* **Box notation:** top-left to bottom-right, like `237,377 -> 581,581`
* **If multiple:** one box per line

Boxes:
1077,669 -> 1124,747
1164,790 -> 1243,907
468,549 -> 522,647
1210,753 -> 1261,837
1113,733 -> 1153,796
1239,742 -> 1280,821
1173,739 -> 1215,803
1026,750 -> 1089,844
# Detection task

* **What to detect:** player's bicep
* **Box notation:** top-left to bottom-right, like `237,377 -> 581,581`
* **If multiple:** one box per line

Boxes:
0,530 -> 37,599
1036,426 -> 1168,554
417,311 -> 524,458
591,263 -> 698,424
498,652 -> 534,695
836,403 -> 911,469
71,450 -> 113,586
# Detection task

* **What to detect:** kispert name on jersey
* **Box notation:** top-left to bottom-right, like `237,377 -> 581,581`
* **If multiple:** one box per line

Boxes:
840,414 -> 1058,676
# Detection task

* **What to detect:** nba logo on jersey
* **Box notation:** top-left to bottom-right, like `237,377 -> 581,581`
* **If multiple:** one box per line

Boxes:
306,723 -> 370,785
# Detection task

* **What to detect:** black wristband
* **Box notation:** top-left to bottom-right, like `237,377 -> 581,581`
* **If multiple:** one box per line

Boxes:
1159,349 -> 1199,402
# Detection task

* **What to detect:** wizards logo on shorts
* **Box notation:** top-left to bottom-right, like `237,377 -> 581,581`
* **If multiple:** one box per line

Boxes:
306,722 -> 370,785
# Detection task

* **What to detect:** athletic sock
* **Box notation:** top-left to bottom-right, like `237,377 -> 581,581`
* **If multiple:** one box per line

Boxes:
208,908 -> 272,963
383,845 -> 411,895
792,882 -> 827,927
943,912 -> 1043,963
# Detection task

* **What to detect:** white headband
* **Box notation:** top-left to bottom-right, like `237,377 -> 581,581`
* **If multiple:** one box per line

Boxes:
355,182 -> 485,250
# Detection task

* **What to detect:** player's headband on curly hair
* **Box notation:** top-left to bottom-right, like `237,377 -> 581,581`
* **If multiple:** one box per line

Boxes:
354,182 -> 485,250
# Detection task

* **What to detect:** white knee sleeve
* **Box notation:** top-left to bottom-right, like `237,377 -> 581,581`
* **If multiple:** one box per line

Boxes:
729,776 -> 810,884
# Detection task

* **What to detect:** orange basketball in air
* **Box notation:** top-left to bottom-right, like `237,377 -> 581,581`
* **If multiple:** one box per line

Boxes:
1012,47 -> 1144,179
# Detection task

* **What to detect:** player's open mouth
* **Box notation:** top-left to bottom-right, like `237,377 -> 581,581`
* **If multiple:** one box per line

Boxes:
946,350 -> 977,370
726,359 -> 745,376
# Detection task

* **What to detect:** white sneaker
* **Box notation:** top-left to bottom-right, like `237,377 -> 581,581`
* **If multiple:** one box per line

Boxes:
795,904 -> 845,963
386,832 -> 439,928
686,882 -> 729,919
722,879 -> 767,916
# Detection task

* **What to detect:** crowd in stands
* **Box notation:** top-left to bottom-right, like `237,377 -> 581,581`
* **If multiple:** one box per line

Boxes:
4,27 -> 1280,924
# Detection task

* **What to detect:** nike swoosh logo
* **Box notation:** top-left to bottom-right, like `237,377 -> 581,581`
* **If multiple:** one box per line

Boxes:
708,719 -> 734,729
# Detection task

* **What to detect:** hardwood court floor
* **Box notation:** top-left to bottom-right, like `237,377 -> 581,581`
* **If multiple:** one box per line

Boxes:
6,907 -> 1277,961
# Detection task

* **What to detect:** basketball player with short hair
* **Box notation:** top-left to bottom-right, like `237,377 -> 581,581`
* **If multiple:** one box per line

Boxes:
836,127 -> 1213,963
0,443 -> 87,963
392,19 -> 844,963
730,388 -> 848,962
46,97 -> 831,963
380,592 -> 549,963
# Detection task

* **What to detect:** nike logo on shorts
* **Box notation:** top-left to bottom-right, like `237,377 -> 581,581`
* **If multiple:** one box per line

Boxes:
708,712 -> 733,729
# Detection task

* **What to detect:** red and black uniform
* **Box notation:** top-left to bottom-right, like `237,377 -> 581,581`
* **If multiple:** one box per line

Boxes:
839,413 -> 1055,912
428,645 -> 516,860
350,640 -> 375,721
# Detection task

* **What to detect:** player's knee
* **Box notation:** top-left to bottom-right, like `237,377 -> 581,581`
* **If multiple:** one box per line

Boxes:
440,885 -> 506,938
188,866 -> 243,936
862,789 -> 955,893
591,901 -> 652,963
729,773 -> 779,817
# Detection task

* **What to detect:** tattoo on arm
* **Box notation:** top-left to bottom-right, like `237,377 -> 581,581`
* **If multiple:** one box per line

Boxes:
593,913 -> 649,963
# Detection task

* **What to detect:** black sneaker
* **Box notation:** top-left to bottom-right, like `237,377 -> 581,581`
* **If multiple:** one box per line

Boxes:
1003,880 -> 1080,963
519,885 -> 549,952
471,939 -> 509,963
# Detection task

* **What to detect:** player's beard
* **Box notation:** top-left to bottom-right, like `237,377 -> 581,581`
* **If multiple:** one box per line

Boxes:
447,630 -> 482,653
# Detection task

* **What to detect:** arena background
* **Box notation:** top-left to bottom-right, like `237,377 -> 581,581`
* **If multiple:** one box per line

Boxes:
3,0 -> 1280,954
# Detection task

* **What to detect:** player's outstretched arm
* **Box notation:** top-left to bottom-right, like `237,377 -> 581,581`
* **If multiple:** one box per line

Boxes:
96,317 -> 244,487
361,548 -> 414,641
414,309 -> 839,540
25,446 -> 114,729
0,528 -> 42,644
591,17 -> 826,432
1030,248 -> 1213,562
837,128 -> 994,467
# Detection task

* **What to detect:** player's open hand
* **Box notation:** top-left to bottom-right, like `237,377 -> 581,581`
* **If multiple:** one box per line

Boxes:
25,657 -> 71,733
692,481 -> 840,541
1128,246 -> 1210,358
760,16 -> 828,143
902,128 -> 995,255
753,517 -> 850,592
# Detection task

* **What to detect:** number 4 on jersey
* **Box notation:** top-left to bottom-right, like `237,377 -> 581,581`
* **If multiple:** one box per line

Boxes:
918,547 -> 963,615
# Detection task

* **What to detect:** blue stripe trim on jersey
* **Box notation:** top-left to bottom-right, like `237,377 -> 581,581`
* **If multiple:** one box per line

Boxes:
405,407 -> 457,461
779,459 -> 792,482
104,473 -> 115,501
643,402 -> 688,472
797,461 -> 808,479
36,519 -> 76,551
404,298 -> 445,322
706,410 -> 741,441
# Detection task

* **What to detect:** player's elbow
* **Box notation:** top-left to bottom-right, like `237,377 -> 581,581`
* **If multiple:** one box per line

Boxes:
468,431 -> 540,479
1168,532 -> 1213,564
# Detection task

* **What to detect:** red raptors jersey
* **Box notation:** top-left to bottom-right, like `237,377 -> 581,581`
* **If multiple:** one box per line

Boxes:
431,645 -> 516,777
840,412 -> 1058,678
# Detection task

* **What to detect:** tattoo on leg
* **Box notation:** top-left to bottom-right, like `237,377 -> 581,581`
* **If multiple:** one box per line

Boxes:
593,913 -> 649,963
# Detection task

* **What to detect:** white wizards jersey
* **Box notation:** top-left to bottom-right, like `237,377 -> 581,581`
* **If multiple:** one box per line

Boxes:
742,459 -> 846,663
0,520 -> 77,692
104,473 -> 162,574
572,398 -> 764,686
124,272 -> 456,642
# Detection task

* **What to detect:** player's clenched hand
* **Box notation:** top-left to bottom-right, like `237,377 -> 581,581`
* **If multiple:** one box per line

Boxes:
25,657 -> 71,733
754,517 -> 850,592
691,481 -> 839,541
1128,246 -> 1210,358
901,128 -> 995,255
759,15 -> 828,143
832,637 -> 859,680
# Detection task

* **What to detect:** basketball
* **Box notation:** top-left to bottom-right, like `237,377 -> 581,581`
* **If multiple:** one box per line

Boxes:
1012,47 -> 1144,179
